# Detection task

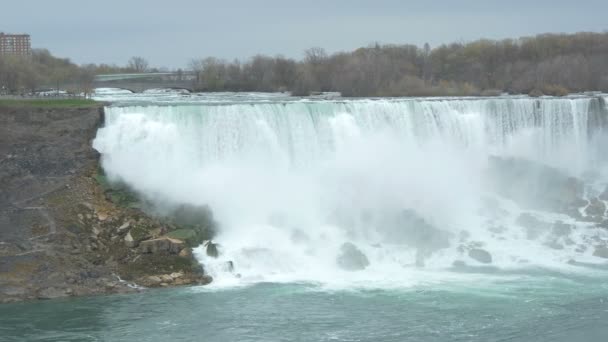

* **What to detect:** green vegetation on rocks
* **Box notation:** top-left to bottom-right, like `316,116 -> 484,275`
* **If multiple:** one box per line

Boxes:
166,229 -> 199,246
94,167 -> 141,208
167,204 -> 217,247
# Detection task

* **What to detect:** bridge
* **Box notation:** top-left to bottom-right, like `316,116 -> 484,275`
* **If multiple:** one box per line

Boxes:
92,72 -> 197,93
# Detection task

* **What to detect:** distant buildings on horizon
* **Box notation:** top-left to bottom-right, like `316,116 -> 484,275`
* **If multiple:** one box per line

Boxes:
0,32 -> 31,56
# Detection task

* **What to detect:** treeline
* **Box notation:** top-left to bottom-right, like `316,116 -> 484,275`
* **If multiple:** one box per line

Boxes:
189,31 -> 608,97
2,31 -> 608,97
0,52 -> 159,96
0,49 -> 95,96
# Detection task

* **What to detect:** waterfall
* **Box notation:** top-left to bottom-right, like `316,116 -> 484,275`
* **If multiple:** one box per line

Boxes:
93,95 -> 608,288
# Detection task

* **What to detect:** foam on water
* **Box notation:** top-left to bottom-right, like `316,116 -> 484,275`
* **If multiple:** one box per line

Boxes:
93,93 -> 608,289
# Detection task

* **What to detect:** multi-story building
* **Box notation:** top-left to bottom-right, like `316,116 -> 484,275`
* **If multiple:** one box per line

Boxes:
0,33 -> 31,56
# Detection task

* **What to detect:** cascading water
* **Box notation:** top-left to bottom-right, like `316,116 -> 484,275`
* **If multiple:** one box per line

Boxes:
93,93 -> 608,288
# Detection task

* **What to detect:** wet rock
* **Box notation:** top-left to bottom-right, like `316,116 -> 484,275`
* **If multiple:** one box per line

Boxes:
168,204 -> 217,246
596,220 -> 608,229
388,209 -> 451,252
585,198 -> 606,217
200,274 -> 213,285
37,287 -> 68,300
593,246 -> 608,259
600,186 -> 608,201
515,213 -> 550,239
205,241 -> 219,258
486,156 -> 584,214
452,260 -> 467,268
139,237 -> 185,254
552,221 -> 572,237
172,278 -> 187,286
468,248 -> 492,264
170,272 -> 184,279
172,204 -> 215,227
336,242 -> 370,271
144,276 -> 162,286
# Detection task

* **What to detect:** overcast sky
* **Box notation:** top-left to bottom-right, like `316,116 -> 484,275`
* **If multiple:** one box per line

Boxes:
1,0 -> 606,68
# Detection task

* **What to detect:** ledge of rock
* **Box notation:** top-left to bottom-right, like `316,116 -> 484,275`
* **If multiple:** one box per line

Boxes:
140,237 -> 185,254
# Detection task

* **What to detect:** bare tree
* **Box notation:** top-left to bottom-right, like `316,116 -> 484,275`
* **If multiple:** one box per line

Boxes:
127,56 -> 149,73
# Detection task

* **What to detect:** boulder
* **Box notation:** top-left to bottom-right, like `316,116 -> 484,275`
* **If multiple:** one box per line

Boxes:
200,274 -> 213,285
179,247 -> 193,258
205,241 -> 219,258
468,248 -> 492,264
386,209 -> 451,252
117,221 -> 131,233
97,212 -> 109,222
170,272 -> 184,279
160,274 -> 173,283
336,242 -> 370,271
144,276 -> 162,287
486,156 -> 584,214
139,237 -> 185,254
585,198 -> 606,217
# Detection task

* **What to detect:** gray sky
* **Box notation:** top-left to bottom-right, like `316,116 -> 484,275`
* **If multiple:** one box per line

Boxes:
2,0 -> 607,68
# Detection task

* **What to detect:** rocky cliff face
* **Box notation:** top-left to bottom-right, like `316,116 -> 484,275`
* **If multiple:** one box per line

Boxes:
0,104 -> 210,303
